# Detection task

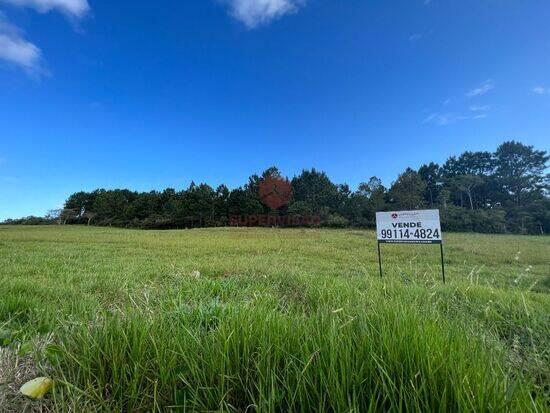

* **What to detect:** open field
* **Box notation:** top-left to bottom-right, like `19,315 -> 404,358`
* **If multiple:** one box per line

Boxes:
0,226 -> 549,412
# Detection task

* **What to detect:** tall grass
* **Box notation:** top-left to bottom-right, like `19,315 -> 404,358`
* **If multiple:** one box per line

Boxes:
0,226 -> 548,411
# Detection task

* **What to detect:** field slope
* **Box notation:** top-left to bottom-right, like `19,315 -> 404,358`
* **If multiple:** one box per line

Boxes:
0,226 -> 549,411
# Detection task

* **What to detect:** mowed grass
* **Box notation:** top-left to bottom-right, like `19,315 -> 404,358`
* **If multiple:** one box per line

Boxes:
0,226 -> 549,412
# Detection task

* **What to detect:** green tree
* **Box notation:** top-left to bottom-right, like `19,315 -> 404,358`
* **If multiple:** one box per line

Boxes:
441,151 -> 496,208
418,162 -> 441,207
441,151 -> 495,177
389,168 -> 426,210
493,141 -> 549,206
291,169 -> 340,213
452,175 -> 485,210
349,177 -> 387,226
287,201 -> 313,217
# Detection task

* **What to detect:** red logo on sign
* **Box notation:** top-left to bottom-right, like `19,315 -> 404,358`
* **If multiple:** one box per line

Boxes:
392,213 -> 398,219
259,176 -> 292,210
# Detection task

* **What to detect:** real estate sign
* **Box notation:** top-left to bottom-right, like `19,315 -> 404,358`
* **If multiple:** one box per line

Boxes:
376,209 -> 442,244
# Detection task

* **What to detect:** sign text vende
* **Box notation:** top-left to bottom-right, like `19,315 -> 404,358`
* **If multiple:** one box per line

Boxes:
376,209 -> 442,244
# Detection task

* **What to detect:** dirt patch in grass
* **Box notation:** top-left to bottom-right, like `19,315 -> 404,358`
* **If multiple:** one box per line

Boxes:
0,347 -> 52,413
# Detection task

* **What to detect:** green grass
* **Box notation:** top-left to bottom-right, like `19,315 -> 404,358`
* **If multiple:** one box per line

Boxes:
0,225 -> 549,412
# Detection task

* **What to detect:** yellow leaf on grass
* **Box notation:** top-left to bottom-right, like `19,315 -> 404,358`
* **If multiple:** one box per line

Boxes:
20,377 -> 53,399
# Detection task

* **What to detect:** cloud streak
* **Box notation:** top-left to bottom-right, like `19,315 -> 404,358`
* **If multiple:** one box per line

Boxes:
532,86 -> 550,95
424,111 -> 489,126
466,80 -> 494,98
0,0 -> 90,18
221,0 -> 305,28
424,112 -> 469,126
469,104 -> 491,112
0,13 -> 43,75
425,104 -> 491,126
425,81 -> 493,126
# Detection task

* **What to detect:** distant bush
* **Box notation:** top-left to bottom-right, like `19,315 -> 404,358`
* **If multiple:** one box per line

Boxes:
441,206 -> 507,233
1,216 -> 55,225
325,213 -> 349,228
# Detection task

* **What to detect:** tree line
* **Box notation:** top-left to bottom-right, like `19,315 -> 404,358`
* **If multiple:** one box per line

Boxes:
3,140 -> 548,234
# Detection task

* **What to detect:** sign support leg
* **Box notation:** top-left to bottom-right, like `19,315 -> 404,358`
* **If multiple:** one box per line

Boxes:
440,243 -> 446,284
377,241 -> 383,278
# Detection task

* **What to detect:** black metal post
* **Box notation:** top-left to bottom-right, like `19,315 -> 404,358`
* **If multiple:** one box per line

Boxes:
377,241 -> 383,278
439,243 -> 446,284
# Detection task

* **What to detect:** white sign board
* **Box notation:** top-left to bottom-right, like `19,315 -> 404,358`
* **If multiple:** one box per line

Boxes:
376,209 -> 442,244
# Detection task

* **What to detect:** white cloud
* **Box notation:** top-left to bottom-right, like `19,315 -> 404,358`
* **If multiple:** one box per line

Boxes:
425,84 -> 493,126
469,105 -> 490,120
424,112 -> 468,126
0,0 -> 89,76
409,33 -> 422,42
424,113 -> 437,122
221,0 -> 305,28
0,14 -> 43,74
0,0 -> 90,18
469,104 -> 491,112
466,80 -> 494,98
532,86 -> 550,95
424,108 -> 490,125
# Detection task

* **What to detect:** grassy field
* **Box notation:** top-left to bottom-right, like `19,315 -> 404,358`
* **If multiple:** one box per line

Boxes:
0,225 -> 549,412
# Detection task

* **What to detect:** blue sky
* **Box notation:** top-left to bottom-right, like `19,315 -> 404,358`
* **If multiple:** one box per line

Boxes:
0,0 -> 549,220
